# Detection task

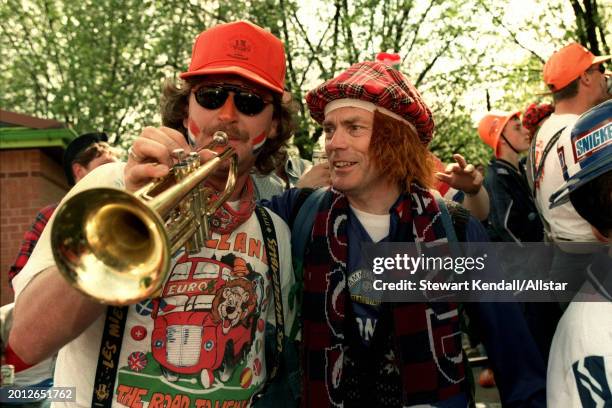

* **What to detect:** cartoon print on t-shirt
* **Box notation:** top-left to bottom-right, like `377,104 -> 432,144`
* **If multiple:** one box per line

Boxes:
212,278 -> 257,336
150,253 -> 261,388
115,235 -> 270,407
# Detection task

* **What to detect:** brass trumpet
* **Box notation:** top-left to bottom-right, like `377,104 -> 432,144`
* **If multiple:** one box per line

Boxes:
50,131 -> 238,305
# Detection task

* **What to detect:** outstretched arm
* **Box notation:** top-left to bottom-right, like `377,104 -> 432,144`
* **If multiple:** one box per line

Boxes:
9,127 -> 188,366
435,154 -> 489,221
10,266 -> 105,365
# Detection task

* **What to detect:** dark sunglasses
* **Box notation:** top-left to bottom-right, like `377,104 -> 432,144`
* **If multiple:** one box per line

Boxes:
194,85 -> 272,116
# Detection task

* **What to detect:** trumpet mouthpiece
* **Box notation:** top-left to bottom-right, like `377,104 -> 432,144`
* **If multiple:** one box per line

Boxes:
212,131 -> 228,145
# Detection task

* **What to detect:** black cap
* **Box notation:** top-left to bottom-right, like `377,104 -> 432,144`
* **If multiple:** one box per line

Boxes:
63,132 -> 108,185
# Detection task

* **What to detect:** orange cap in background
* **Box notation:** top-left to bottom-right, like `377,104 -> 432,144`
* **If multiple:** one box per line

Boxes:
180,21 -> 286,95
543,42 -> 610,93
478,111 -> 520,156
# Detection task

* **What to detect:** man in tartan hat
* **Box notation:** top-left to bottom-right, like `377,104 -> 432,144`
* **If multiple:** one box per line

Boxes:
263,60 -> 547,407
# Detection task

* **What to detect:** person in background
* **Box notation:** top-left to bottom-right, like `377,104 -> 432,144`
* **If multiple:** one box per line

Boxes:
522,102 -> 554,141
478,111 -> 543,243
2,131 -> 118,407
478,110 -> 563,364
531,42 -> 609,243
529,44 -> 609,324
547,99 -> 611,407
7,132 -> 118,286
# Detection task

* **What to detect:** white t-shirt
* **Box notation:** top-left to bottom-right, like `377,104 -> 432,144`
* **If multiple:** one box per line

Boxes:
13,162 -> 296,408
534,114 -> 596,242
547,292 -> 612,407
350,205 -> 390,243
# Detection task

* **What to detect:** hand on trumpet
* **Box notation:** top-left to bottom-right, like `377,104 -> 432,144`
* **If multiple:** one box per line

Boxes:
125,127 -> 193,192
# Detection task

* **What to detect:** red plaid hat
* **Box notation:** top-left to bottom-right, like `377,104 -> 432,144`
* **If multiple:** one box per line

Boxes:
306,61 -> 435,144
522,103 -> 554,136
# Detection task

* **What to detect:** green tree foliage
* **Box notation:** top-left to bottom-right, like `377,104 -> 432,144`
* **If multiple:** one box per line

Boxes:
2,0 -> 160,143
1,0 -> 609,165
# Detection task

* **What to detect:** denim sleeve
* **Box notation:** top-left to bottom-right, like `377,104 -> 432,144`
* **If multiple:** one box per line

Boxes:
258,188 -> 303,224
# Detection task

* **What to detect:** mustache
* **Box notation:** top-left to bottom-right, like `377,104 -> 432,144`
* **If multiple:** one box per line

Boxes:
201,124 -> 249,142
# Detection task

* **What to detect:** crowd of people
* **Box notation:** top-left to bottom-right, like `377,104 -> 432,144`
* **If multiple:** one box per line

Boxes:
1,20 -> 610,408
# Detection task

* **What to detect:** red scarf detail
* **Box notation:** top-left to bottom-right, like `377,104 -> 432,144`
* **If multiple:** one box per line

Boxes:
208,177 -> 256,235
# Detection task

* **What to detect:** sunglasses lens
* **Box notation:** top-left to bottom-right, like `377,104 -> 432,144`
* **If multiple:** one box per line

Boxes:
195,88 -> 228,110
194,86 -> 268,116
234,92 -> 266,116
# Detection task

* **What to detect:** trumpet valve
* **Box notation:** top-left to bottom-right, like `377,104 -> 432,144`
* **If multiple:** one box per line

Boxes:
188,152 -> 200,170
172,148 -> 186,163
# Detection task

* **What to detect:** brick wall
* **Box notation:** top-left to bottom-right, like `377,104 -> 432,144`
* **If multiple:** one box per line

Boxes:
0,149 -> 68,305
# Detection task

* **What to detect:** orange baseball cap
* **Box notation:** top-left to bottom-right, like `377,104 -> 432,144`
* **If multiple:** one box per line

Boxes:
478,111 -> 520,156
180,21 -> 286,95
543,42 -> 610,92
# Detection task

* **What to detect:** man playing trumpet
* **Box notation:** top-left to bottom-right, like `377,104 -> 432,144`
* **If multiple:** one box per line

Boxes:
10,21 -> 297,407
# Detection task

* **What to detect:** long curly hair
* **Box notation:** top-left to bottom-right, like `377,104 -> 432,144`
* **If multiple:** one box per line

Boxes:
369,110 -> 435,191
159,78 -> 297,175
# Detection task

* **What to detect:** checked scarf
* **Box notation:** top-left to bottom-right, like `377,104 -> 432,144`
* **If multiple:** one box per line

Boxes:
209,177 -> 256,235
300,186 -> 468,407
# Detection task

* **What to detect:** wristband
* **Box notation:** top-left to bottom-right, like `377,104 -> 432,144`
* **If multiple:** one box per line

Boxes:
4,343 -> 33,373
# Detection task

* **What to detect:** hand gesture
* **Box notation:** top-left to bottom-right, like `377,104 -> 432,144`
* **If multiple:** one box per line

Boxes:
435,153 -> 483,195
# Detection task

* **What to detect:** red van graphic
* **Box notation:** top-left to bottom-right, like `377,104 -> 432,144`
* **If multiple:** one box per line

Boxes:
150,255 -> 259,388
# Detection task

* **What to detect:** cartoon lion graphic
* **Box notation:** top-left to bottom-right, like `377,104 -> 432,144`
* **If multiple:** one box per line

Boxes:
212,278 -> 257,335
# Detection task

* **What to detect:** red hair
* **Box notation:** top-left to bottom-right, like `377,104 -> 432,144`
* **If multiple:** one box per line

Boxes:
369,110 -> 434,191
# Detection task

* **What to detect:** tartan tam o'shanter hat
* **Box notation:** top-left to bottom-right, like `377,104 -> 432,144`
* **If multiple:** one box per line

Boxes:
305,61 -> 435,145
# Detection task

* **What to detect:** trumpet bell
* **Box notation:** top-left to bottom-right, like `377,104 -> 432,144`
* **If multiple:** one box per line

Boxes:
51,188 -> 171,305
51,131 -> 237,305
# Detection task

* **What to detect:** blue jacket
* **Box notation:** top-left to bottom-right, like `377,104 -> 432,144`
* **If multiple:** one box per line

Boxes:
484,158 -> 544,243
